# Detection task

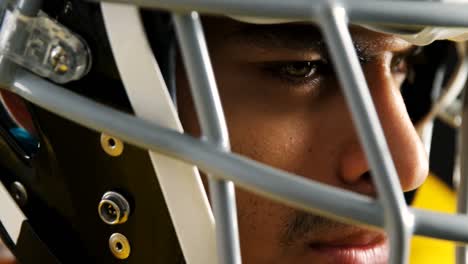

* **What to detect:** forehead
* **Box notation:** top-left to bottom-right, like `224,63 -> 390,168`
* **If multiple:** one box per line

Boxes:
202,16 -> 413,54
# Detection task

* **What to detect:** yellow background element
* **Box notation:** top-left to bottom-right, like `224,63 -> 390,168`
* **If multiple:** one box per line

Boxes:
410,174 -> 456,264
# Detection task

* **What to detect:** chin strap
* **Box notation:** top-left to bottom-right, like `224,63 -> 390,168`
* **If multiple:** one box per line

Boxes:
101,3 -> 217,264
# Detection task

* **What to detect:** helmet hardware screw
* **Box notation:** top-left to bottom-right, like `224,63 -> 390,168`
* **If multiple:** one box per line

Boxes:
49,45 -> 69,74
100,134 -> 124,157
98,191 -> 130,225
109,233 -> 131,260
10,181 -> 27,207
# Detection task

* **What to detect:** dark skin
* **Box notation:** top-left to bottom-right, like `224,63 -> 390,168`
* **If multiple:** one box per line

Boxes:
0,242 -> 14,264
177,17 -> 428,263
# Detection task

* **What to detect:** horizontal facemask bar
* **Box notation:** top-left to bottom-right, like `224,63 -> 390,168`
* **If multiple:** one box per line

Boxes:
88,0 -> 468,29
5,67 -> 468,252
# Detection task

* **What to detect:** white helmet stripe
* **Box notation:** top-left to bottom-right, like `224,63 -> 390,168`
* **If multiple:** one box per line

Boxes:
0,181 -> 26,244
101,3 -> 217,263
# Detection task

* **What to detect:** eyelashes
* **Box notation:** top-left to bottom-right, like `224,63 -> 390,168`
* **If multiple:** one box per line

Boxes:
261,60 -> 331,86
261,51 -> 417,88
279,61 -> 318,79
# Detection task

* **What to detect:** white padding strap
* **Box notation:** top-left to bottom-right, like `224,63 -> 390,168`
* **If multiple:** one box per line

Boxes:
101,3 -> 216,264
0,181 -> 26,243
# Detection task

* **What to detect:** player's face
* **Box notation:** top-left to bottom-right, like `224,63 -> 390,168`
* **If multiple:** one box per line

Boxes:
177,17 -> 429,264
0,242 -> 14,264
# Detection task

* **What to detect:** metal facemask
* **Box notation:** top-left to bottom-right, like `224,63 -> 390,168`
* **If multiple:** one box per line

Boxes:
1,0 -> 468,263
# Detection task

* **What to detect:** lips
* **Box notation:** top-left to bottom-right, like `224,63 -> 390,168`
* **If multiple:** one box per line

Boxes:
306,231 -> 389,264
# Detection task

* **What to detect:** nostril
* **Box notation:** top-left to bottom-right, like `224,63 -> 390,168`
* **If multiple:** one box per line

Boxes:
362,172 -> 372,182
404,190 -> 417,204
354,171 -> 378,198
359,172 -> 375,189
359,171 -> 417,202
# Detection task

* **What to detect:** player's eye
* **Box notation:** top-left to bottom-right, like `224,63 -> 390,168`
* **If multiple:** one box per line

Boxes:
263,60 -> 330,85
281,61 -> 317,78
391,47 -> 420,75
391,55 -> 409,74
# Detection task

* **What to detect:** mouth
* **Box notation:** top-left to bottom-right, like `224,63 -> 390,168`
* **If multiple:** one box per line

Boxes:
306,231 -> 389,264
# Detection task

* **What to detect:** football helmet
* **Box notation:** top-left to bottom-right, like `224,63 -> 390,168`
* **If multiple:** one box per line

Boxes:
0,0 -> 468,263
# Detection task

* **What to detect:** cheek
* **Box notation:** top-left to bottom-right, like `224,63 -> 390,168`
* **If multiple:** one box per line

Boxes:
222,87 -> 348,186
235,188 -> 296,262
228,110 -> 314,172
178,60 -> 337,175
177,56 -> 357,262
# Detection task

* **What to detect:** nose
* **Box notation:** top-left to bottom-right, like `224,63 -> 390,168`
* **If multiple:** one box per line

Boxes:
339,54 -> 429,192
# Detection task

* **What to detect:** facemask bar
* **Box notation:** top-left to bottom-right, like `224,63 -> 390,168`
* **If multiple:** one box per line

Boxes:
172,13 -> 242,264
2,0 -> 468,264
90,0 -> 468,28
458,82 -> 468,264
417,44 -> 468,156
420,44 -> 468,129
319,6 -> 412,263
419,44 -> 468,264
7,66 -> 468,261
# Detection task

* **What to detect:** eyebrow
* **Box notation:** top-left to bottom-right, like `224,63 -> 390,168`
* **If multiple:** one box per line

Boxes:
226,23 -> 414,61
228,23 -> 327,52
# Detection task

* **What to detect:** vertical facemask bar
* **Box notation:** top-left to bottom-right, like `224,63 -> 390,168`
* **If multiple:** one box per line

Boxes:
457,83 -> 468,264
173,12 -> 242,264
318,5 -> 413,264
419,61 -> 446,155
16,0 -> 42,16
